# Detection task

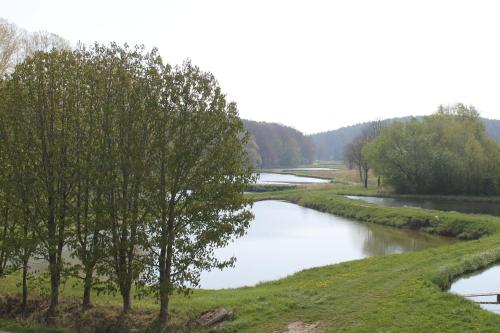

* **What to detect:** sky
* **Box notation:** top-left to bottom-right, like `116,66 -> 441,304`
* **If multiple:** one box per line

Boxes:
2,0 -> 500,134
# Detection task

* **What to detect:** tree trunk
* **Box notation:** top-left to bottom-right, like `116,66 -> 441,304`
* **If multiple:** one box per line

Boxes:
158,250 -> 169,322
159,197 -> 175,324
48,266 -> 59,320
0,207 -> 9,277
364,169 -> 368,188
0,254 -> 6,277
21,258 -> 28,315
122,287 -> 132,313
47,194 -> 59,320
82,267 -> 93,308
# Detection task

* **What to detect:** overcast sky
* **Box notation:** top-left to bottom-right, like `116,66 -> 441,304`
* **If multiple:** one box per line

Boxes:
2,0 -> 500,133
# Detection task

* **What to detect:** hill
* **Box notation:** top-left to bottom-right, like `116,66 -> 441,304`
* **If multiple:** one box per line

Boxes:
310,116 -> 500,160
243,120 -> 315,168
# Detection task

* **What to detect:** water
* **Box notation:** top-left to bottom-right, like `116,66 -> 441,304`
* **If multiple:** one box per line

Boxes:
284,167 -> 337,171
346,196 -> 500,217
199,200 -> 453,289
256,172 -> 330,185
449,265 -> 500,314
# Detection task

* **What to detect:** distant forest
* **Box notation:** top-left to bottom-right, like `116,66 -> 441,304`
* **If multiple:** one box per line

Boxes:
310,117 -> 500,161
243,120 -> 315,168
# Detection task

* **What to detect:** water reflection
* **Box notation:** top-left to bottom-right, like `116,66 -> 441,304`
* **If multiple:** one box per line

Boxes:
347,196 -> 500,217
360,223 -> 453,256
200,200 -> 452,289
449,265 -> 500,314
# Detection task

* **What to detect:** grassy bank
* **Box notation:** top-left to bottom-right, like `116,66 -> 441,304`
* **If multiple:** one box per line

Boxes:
2,186 -> 500,332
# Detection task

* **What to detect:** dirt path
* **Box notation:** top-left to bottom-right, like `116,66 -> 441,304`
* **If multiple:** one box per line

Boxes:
284,321 -> 319,333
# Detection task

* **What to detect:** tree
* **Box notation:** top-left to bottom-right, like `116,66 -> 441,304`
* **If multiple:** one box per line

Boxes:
0,19 -> 19,77
87,44 -> 157,313
0,18 -> 70,77
5,50 -> 83,319
4,101 -> 39,313
65,47 -> 109,309
344,120 -> 384,188
144,61 -> 254,323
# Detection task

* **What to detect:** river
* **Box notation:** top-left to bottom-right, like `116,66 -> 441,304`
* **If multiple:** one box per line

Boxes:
199,200 -> 453,289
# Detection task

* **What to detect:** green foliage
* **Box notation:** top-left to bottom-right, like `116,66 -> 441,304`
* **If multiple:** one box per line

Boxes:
364,105 -> 500,194
141,59 -> 255,319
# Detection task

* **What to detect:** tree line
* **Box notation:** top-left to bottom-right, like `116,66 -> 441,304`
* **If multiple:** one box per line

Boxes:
351,104 -> 500,194
0,44 -> 254,324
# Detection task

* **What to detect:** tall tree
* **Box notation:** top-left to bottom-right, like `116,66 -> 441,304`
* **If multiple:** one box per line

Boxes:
92,44 -> 154,313
0,84 -> 17,277
144,61 -> 254,323
2,84 -> 40,312
6,50 -> 81,318
66,47 -> 108,309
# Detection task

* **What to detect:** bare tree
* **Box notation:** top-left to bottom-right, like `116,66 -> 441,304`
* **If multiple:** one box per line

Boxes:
343,120 -> 384,188
0,18 -> 70,77
21,31 -> 70,56
0,19 -> 19,76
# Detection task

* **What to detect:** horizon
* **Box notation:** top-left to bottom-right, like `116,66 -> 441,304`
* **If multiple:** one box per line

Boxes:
246,112 -> 500,135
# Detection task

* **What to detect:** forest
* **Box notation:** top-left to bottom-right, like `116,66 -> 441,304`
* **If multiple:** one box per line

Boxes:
243,120 -> 315,168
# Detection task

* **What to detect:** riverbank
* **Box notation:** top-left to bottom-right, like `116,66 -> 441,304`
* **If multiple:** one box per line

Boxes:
2,186 -> 500,332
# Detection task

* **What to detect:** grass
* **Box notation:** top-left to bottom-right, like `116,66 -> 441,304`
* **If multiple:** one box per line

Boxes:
2,180 -> 500,331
